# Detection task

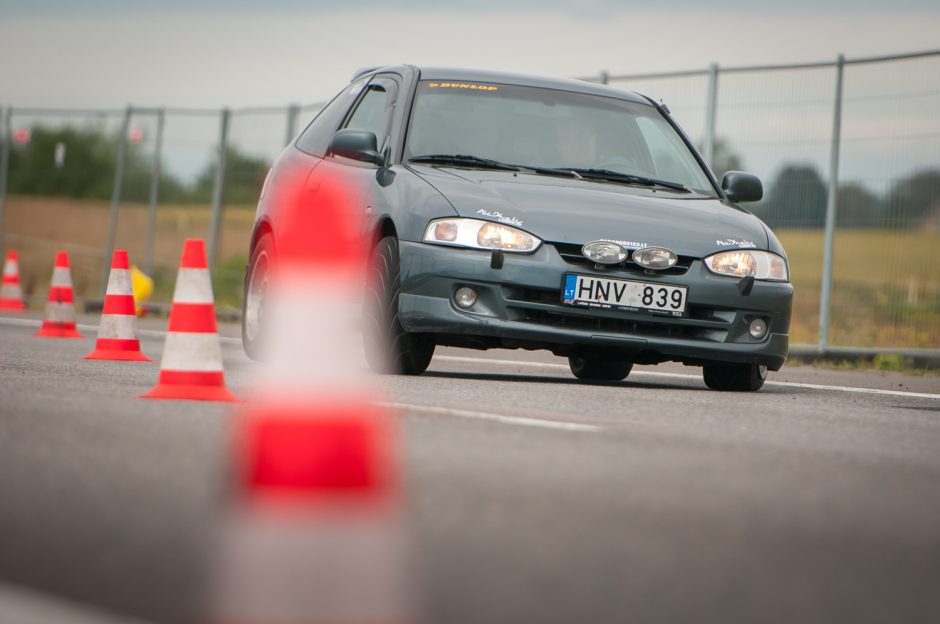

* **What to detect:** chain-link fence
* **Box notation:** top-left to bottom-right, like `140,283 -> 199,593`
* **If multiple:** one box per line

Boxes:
1,49 -> 938,351
0,102 -> 324,313
589,49 -> 940,352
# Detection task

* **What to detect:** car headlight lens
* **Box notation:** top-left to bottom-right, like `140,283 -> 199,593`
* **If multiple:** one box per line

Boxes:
423,218 -> 541,253
704,250 -> 788,281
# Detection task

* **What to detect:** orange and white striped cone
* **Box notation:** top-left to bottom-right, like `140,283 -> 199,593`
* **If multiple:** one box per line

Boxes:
84,250 -> 150,361
208,400 -> 412,624
35,251 -> 83,338
141,239 -> 236,402
0,249 -> 26,311
206,170 -> 414,624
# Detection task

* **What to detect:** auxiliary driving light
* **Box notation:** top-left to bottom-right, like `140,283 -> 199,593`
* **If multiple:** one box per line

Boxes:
455,287 -> 478,308
748,318 -> 768,339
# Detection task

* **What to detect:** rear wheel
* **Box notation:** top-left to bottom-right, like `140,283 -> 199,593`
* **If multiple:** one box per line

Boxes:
703,363 -> 767,392
568,353 -> 633,381
365,236 -> 435,375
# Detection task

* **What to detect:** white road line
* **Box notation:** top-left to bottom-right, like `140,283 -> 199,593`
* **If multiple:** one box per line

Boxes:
438,355 -> 569,370
2,316 -> 937,400
377,401 -> 601,433
435,355 -> 940,401
762,380 -> 940,400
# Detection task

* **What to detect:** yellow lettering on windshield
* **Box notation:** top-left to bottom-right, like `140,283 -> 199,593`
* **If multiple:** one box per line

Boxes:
428,82 -> 498,92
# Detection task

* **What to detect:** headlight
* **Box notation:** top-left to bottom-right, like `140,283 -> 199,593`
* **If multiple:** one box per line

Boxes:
423,218 -> 541,253
704,250 -> 788,281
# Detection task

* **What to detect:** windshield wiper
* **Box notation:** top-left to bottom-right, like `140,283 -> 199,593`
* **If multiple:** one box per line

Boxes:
408,154 -> 523,171
563,168 -> 690,193
409,154 -> 580,179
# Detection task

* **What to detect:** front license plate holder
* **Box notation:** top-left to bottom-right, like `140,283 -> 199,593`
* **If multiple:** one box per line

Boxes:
561,273 -> 688,317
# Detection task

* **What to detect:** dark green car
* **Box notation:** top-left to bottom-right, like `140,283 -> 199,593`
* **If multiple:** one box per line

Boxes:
243,65 -> 792,391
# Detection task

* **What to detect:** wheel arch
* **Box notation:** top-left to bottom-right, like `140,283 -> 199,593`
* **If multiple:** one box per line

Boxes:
249,218 -> 275,259
373,215 -> 398,247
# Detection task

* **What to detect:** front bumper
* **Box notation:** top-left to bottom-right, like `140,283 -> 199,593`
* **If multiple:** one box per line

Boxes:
397,241 -> 792,370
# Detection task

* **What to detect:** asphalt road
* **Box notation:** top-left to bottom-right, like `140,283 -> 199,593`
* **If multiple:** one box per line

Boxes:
1,312 -> 939,624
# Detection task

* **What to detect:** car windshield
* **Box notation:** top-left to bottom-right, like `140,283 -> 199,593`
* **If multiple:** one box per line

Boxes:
405,80 -> 716,196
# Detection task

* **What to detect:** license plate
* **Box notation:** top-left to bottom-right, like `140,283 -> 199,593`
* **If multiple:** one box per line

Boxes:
562,273 -> 687,316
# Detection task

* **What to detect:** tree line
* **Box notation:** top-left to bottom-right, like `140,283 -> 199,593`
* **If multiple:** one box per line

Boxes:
6,126 -> 269,206
708,138 -> 940,229
7,128 -> 940,228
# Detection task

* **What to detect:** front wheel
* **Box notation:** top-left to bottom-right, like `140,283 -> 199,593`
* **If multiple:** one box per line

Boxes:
703,363 -> 767,392
241,232 -> 272,360
568,353 -> 633,381
364,236 -> 435,375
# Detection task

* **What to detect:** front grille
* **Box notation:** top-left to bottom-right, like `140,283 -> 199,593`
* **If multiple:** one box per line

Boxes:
503,286 -> 733,343
512,308 -> 726,341
551,242 -> 693,276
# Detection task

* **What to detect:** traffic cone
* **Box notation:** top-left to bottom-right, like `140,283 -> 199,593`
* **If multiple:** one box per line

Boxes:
35,251 -> 83,338
84,250 -> 150,361
206,170 -> 413,623
208,400 -> 412,624
0,249 -> 26,311
141,239 -> 236,401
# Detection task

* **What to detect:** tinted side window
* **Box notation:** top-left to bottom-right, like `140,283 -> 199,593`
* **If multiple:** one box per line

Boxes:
296,78 -> 368,157
344,86 -> 390,149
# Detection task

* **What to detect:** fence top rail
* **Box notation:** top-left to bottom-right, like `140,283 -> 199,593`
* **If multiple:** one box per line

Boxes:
4,103 -> 324,117
6,107 -> 129,117
577,47 -> 940,83
5,47 -> 939,114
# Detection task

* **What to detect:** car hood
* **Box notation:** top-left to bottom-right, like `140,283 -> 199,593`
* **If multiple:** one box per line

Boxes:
410,166 -> 769,257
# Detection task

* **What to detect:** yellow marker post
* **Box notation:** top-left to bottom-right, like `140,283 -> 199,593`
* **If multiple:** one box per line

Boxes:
130,265 -> 154,317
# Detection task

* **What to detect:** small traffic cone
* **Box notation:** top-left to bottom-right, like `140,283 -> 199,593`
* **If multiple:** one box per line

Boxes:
35,251 -> 83,338
141,239 -> 236,401
84,250 -> 150,361
0,249 -> 26,311
207,170 -> 413,623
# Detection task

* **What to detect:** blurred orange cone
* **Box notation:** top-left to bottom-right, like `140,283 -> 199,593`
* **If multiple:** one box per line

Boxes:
207,170 -> 414,623
208,400 -> 411,624
140,239 -> 236,401
0,249 -> 26,311
35,251 -> 83,338
84,250 -> 150,361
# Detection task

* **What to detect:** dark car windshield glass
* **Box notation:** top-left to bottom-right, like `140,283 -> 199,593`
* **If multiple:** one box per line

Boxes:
405,80 -> 716,196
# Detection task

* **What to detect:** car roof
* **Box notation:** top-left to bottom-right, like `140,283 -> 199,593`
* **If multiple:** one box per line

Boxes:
356,65 -> 653,106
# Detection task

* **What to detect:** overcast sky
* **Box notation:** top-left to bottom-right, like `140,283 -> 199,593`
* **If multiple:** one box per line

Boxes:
1,0 -> 938,108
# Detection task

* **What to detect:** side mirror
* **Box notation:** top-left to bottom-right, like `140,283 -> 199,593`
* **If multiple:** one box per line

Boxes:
328,129 -> 384,165
721,171 -> 763,203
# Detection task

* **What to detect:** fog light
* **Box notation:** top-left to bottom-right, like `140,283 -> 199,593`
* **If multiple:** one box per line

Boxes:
748,318 -> 768,339
455,287 -> 477,308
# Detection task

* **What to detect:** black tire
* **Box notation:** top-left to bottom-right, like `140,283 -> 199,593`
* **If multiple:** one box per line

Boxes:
365,236 -> 435,375
241,232 -> 272,360
703,363 -> 767,391
568,353 -> 633,381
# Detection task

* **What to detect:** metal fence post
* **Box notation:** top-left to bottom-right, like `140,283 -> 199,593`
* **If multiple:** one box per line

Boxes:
284,103 -> 300,147
702,63 -> 719,168
207,107 -> 231,271
101,105 -> 132,297
0,106 -> 11,246
818,54 -> 845,353
145,107 -> 165,275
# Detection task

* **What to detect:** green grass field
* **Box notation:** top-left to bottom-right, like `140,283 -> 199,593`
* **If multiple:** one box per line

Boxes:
3,196 -> 938,348
779,229 -> 940,347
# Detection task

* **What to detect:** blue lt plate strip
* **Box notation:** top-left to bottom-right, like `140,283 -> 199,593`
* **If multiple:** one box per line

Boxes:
563,274 -> 577,302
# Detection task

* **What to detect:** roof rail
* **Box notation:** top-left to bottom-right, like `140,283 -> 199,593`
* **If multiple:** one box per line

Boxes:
351,66 -> 382,82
